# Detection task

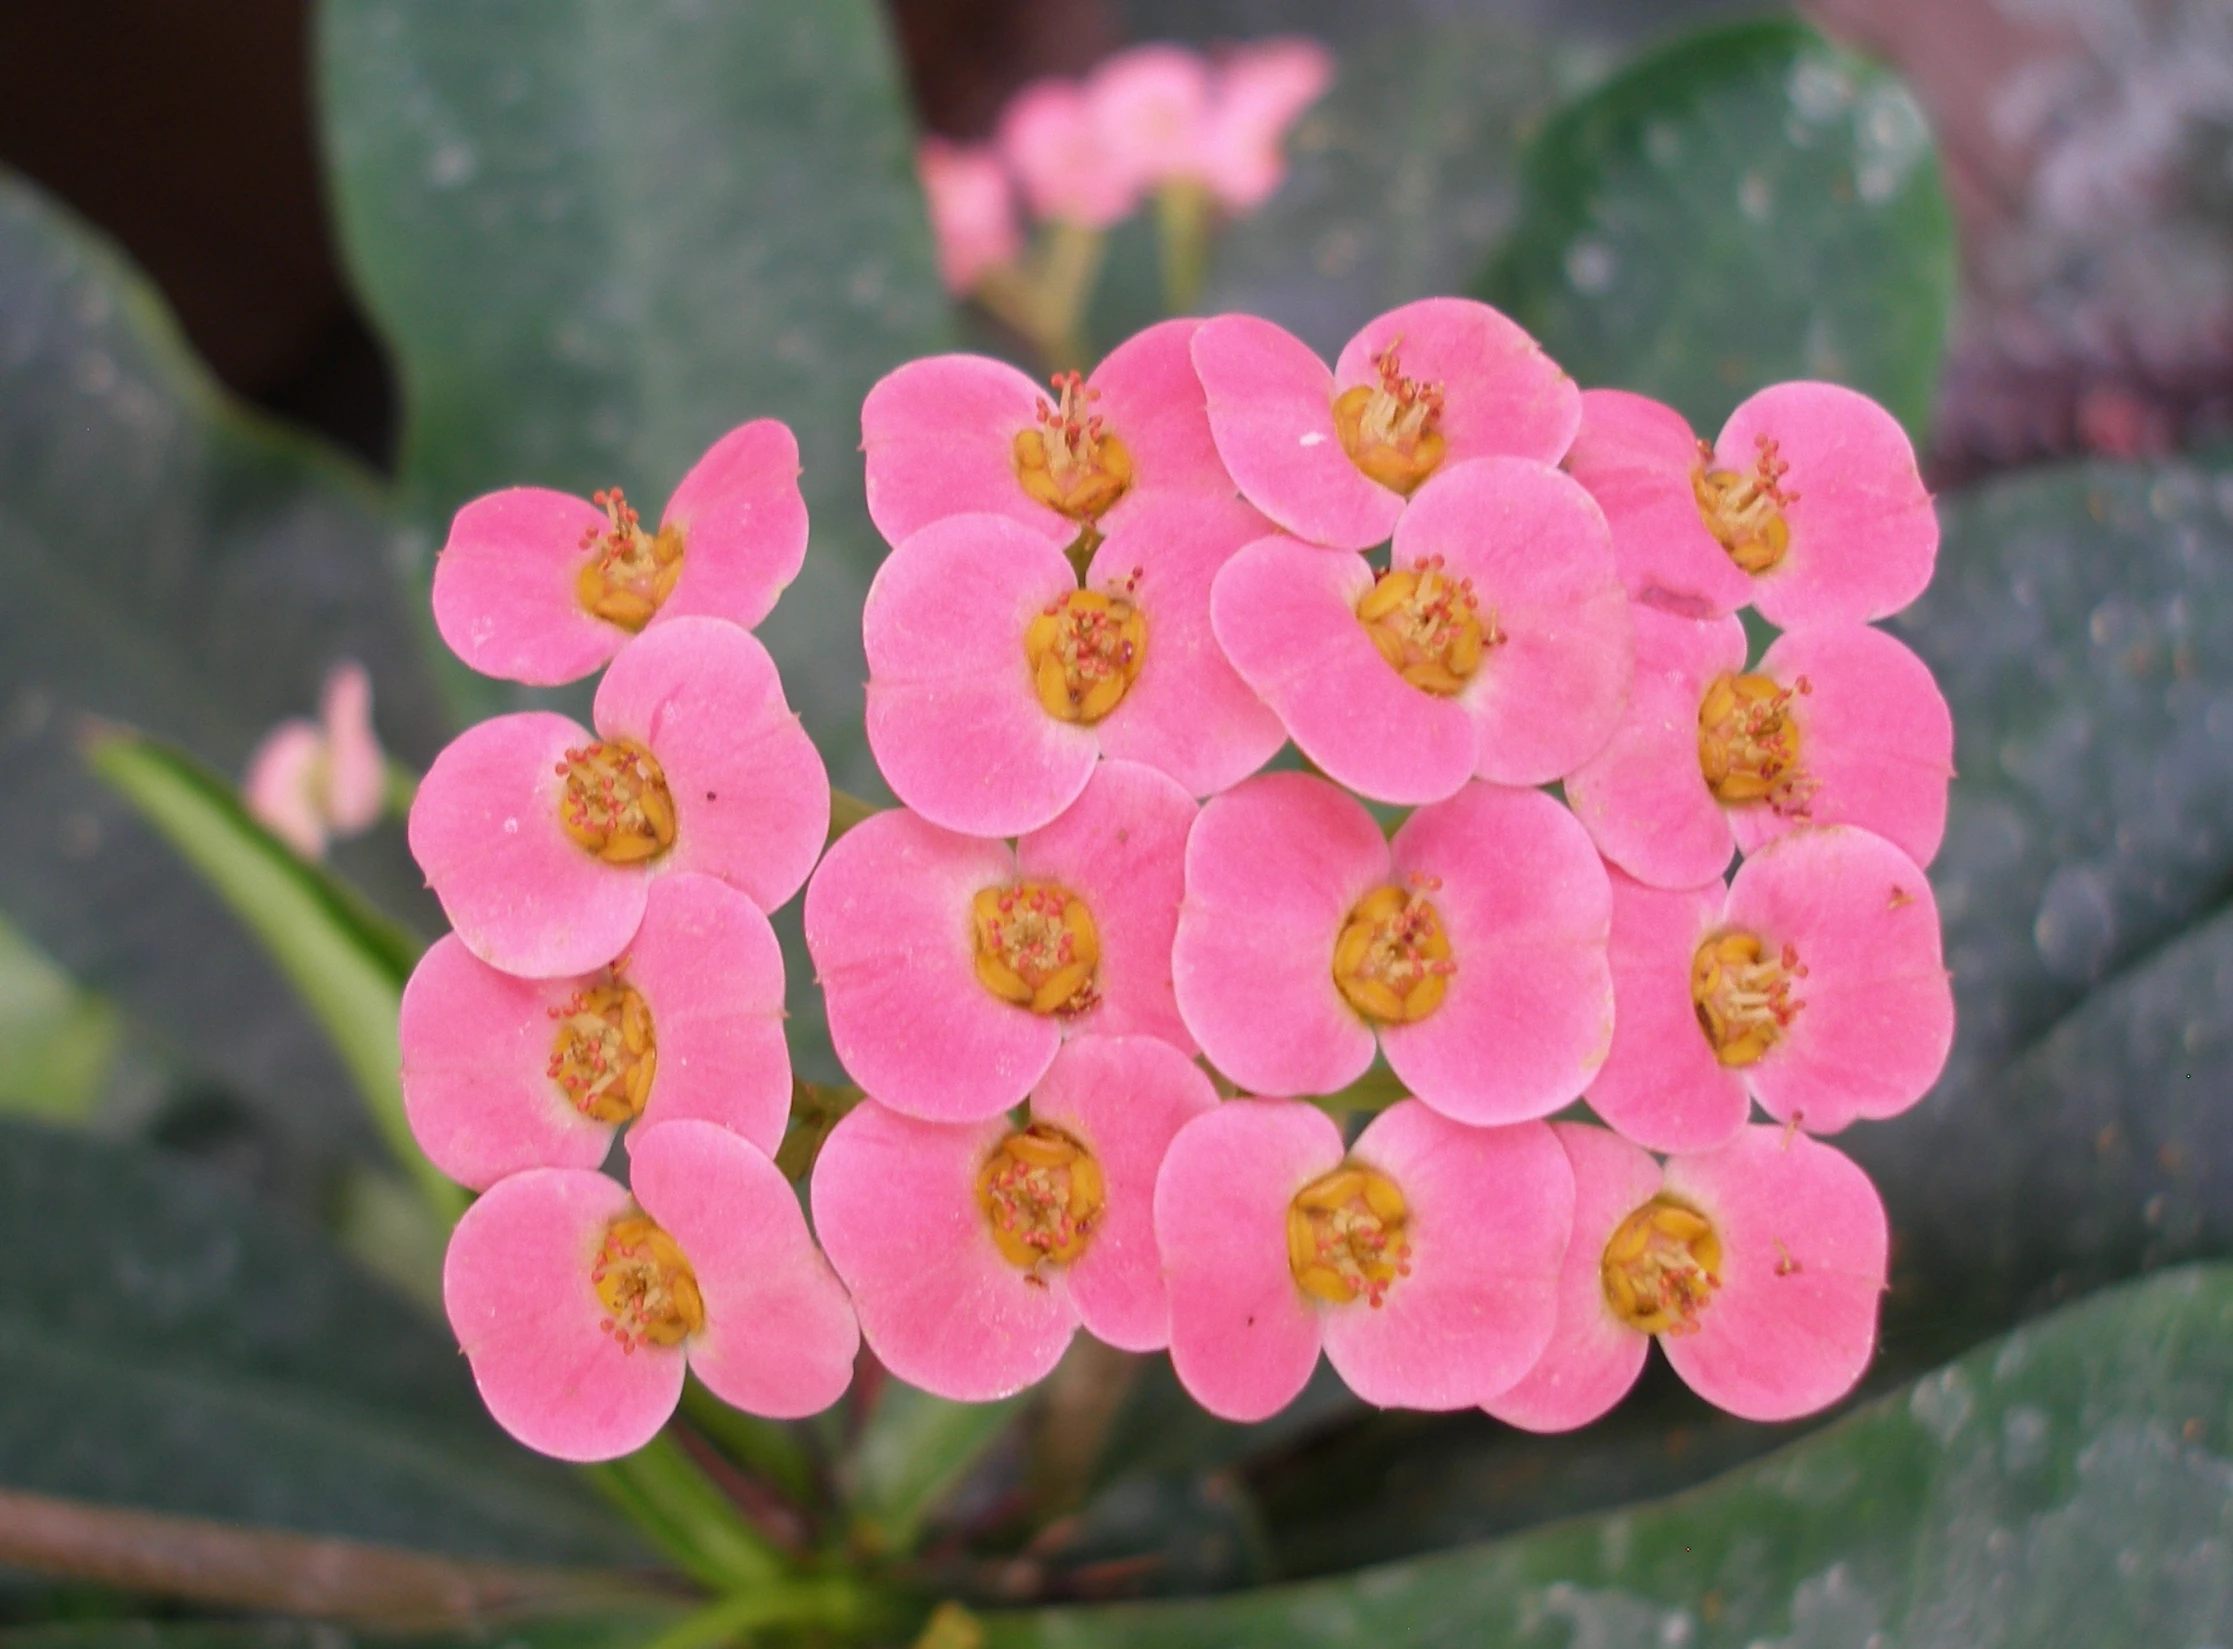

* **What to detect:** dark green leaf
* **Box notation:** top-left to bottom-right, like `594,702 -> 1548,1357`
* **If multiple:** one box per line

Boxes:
1483,18 -> 1956,440
0,1618 -> 677,1649
845,1384 -> 1023,1557
0,1119 -> 631,1565
0,917 -> 119,1123
985,1263 -> 2233,1647
0,173 -> 448,1149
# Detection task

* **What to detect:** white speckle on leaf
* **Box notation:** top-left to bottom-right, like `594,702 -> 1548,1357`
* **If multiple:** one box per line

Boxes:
1566,238 -> 1616,295
1910,1364 -> 1975,1443
1739,170 -> 1773,222
428,140 -> 478,188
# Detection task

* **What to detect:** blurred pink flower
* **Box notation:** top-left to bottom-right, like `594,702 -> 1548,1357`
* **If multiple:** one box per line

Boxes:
918,137 -> 1021,294
1087,43 -> 1213,195
998,77 -> 1140,228
243,660 -> 384,859
1196,37 -> 1335,211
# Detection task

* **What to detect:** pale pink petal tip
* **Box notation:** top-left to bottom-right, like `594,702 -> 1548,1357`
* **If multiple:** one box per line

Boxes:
432,488 -> 620,687
443,1168 -> 684,1462
656,420 -> 809,634
244,720 -> 328,858
919,138 -> 1023,294
318,661 -> 384,834
1661,1127 -> 1889,1421
999,78 -> 1139,227
1200,37 -> 1336,210
1565,389 -> 1749,620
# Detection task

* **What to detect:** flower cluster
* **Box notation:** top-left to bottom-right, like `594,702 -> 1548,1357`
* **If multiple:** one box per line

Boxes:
399,425 -> 857,1462
396,291 -> 1956,1460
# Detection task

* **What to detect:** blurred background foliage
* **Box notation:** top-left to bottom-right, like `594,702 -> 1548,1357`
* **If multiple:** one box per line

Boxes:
0,0 -> 2229,1644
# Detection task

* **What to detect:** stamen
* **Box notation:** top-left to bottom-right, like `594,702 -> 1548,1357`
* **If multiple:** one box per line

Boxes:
555,739 -> 677,864
1332,875 -> 1456,1024
1013,372 -> 1135,523
1697,671 -> 1816,815
972,881 -> 1101,1016
1023,589 -> 1148,723
591,1212 -> 704,1352
1331,340 -> 1447,495
546,975 -> 658,1123
1692,434 -> 1798,575
1690,930 -> 1807,1066
1356,555 -> 1499,696
575,488 -> 686,631
1601,1195 -> 1722,1335
976,1122 -> 1106,1269
1287,1163 -> 1413,1307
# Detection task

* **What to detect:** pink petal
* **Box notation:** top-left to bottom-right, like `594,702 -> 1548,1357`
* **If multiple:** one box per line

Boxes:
999,78 -> 1139,227
1584,870 -> 1749,1153
1392,458 -> 1634,785
1017,760 -> 1198,1054
1485,1123 -> 1659,1432
1660,1127 -> 1889,1422
1172,774 -> 1385,1097
443,1169 -> 682,1462
861,355 -> 1065,550
1334,299 -> 1579,470
863,514 -> 1100,838
625,874 -> 791,1155
1567,389 -> 1751,620
655,420 -> 808,634
1031,1035 -> 1219,1351
1155,1100 -> 1342,1421
592,617 -> 830,914
1733,626 -> 1953,868
1199,39 -> 1335,210
804,809 -> 1057,1122
1193,315 -> 1402,550
1564,606 -> 1747,889
1322,1106 -> 1573,1409
407,712 -> 649,978
1211,535 -> 1476,805
1381,784 -> 1614,1124
1088,494 -> 1287,795
432,488 -> 620,686
243,720 -> 328,858
1089,318 -> 1238,526
399,936 -> 612,1190
318,661 -> 384,836
1722,383 -> 1937,629
1724,827 -> 1953,1134
628,1121 -> 858,1419
811,1101 -> 1077,1400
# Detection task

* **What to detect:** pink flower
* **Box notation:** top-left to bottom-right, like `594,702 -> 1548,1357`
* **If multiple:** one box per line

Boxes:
1211,459 -> 1632,804
1588,829 -> 1953,1152
1565,606 -> 1953,889
998,78 -> 1139,228
1173,774 -> 1612,1126
805,760 -> 1195,1122
1190,298 -> 1580,551
861,318 -> 1235,555
811,1036 -> 1216,1401
864,497 -> 1282,835
1196,38 -> 1335,211
1487,1122 -> 1887,1431
1565,384 -> 1937,626
408,616 -> 827,978
918,138 -> 1022,295
1156,1098 -> 1572,1420
444,1120 -> 858,1462
431,421 -> 808,686
243,660 -> 385,858
1088,44 -> 1212,196
400,873 -> 791,1190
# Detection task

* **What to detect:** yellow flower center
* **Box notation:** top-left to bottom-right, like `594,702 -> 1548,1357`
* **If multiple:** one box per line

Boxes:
1013,372 -> 1135,524
1024,588 -> 1147,724
1690,930 -> 1808,1067
1697,671 -> 1816,815
1332,878 -> 1455,1025
1692,434 -> 1796,575
592,1212 -> 704,1352
1332,341 -> 1447,496
575,487 -> 686,631
1288,1164 -> 1412,1307
1356,556 -> 1497,696
556,739 -> 677,864
546,975 -> 658,1124
971,881 -> 1101,1016
1601,1195 -> 1722,1335
976,1123 -> 1106,1269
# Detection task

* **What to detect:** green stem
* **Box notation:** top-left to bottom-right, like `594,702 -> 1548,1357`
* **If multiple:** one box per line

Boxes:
1033,220 -> 1106,373
583,1432 -> 784,1594
640,1575 -> 896,1649
828,786 -> 879,842
680,1380 -> 818,1506
1311,1063 -> 1409,1118
382,758 -> 419,817
1154,178 -> 1215,313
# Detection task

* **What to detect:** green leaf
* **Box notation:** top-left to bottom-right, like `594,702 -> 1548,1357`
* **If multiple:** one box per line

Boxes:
1483,18 -> 1956,441
84,731 -> 453,1218
0,1618 -> 679,1649
0,1119 -> 632,1565
317,0 -> 949,797
984,1263 -> 2233,1647
0,916 -> 119,1123
0,172 -> 449,1148
845,1383 -> 1024,1556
